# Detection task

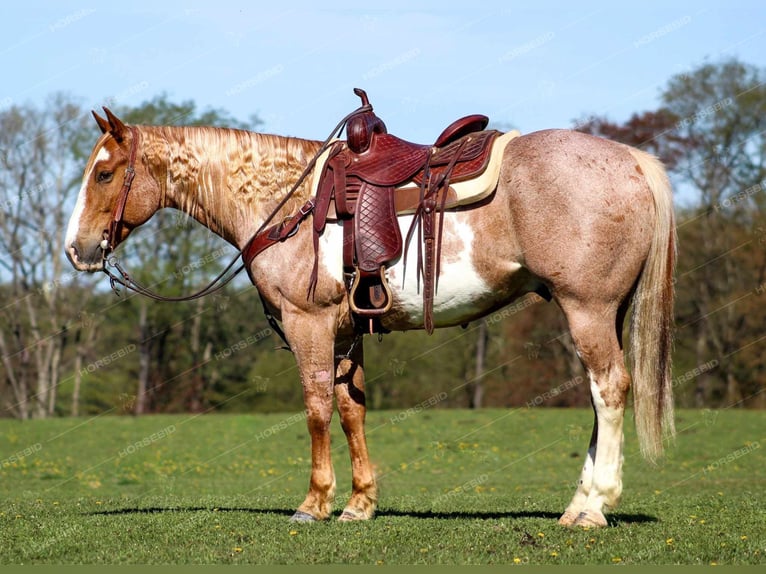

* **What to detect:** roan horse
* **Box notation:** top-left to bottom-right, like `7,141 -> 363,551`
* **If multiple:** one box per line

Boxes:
65,104 -> 675,528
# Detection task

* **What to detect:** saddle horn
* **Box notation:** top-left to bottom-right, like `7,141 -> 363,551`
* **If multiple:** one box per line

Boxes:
353,88 -> 370,107
347,88 -> 386,153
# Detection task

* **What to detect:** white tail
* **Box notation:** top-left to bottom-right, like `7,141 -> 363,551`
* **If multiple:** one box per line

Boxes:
627,148 -> 676,461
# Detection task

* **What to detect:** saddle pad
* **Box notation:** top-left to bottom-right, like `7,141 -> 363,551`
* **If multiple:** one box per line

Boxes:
394,129 -> 520,215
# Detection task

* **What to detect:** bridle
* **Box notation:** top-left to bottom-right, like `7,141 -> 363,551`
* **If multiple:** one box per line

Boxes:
99,104 -> 372,305
100,125 -> 246,302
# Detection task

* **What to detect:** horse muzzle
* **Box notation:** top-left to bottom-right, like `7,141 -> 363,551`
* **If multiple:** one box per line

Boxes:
66,241 -> 105,272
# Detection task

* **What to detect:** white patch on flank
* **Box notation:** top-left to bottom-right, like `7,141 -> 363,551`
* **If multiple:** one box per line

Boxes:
66,146 -> 110,249
317,221 -> 345,285
316,213 -> 492,326
389,214 -> 491,325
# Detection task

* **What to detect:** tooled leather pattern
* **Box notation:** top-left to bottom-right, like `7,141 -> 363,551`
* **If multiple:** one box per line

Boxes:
345,134 -> 429,187
413,130 -> 499,184
354,182 -> 402,272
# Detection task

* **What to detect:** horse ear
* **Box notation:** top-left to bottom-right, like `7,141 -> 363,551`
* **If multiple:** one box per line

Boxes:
102,107 -> 127,143
92,110 -> 110,134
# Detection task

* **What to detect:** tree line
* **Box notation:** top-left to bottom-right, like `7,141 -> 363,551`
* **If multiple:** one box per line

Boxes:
1,58 -> 764,418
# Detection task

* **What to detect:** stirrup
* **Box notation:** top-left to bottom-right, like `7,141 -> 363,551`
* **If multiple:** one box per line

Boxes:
349,266 -> 393,316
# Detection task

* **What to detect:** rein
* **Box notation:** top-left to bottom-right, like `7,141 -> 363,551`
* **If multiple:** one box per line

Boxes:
100,104 -> 372,303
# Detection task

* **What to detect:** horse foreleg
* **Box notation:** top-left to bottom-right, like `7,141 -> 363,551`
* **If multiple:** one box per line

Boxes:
559,305 -> 629,528
334,337 -> 377,521
283,310 -> 337,522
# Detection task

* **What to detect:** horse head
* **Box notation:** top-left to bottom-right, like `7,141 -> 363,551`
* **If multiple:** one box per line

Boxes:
65,109 -> 161,272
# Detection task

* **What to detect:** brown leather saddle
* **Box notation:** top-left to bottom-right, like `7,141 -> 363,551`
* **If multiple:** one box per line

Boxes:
313,88 -> 500,334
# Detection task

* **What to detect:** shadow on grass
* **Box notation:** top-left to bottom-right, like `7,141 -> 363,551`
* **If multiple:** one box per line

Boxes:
377,509 -> 657,525
87,506 -> 657,525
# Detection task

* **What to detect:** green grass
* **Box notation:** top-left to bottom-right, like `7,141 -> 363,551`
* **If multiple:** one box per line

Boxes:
0,408 -> 764,564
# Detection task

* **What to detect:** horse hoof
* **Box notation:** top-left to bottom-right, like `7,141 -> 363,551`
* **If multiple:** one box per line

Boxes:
573,510 -> 608,528
558,511 -> 580,527
290,511 -> 317,523
338,509 -> 372,522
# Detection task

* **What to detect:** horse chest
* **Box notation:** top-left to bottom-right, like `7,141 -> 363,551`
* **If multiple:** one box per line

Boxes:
318,214 -> 497,329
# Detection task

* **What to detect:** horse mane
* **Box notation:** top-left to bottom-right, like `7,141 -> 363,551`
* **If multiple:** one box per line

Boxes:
138,125 -> 322,234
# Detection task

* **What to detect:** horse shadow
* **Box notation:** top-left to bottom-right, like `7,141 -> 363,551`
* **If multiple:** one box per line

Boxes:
87,506 -> 657,525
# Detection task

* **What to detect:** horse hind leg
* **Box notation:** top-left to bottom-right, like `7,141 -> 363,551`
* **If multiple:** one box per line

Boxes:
333,337 -> 378,521
558,301 -> 630,528
558,411 -> 597,526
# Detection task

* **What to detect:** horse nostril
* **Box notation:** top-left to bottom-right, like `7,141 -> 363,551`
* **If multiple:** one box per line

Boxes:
68,243 -> 81,262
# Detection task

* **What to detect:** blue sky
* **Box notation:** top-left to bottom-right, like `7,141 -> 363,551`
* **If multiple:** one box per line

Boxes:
2,1 -> 765,142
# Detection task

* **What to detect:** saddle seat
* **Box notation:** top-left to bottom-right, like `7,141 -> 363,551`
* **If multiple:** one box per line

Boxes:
312,88 -> 511,334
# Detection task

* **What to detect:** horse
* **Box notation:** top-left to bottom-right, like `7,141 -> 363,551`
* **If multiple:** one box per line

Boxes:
65,105 -> 675,528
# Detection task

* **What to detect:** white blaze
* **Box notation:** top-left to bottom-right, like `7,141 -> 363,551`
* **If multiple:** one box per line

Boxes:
66,146 -> 110,249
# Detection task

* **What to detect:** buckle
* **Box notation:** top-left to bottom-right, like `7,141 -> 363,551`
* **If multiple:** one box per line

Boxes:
299,199 -> 315,217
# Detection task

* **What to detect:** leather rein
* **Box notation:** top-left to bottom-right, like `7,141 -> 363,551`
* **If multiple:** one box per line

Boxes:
100,104 -> 371,303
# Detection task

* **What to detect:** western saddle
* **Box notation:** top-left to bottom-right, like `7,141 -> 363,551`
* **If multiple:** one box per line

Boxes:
311,88 -> 501,334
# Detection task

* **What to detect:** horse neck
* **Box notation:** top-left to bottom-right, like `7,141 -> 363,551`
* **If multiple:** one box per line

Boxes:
140,125 -> 322,249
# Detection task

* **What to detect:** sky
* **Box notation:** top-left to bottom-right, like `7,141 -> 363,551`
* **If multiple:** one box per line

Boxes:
2,1 -> 765,144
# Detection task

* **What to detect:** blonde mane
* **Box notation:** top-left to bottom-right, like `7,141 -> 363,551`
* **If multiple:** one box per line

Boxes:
139,125 -> 322,242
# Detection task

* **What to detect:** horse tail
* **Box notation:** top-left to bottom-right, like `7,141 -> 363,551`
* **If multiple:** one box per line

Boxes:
626,148 -> 676,462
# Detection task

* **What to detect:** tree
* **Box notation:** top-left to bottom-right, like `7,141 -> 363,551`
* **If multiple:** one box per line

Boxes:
0,94 -> 97,418
663,60 -> 766,407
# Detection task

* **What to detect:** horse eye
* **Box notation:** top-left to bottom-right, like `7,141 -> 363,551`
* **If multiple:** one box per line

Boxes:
96,171 -> 113,183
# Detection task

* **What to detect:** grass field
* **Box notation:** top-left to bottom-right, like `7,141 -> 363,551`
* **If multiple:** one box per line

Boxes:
0,407 -> 763,565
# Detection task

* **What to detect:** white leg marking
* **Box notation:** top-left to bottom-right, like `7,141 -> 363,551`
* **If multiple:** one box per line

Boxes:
585,373 -> 624,512
563,442 -> 596,519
